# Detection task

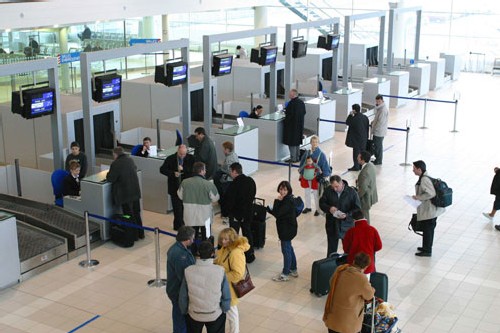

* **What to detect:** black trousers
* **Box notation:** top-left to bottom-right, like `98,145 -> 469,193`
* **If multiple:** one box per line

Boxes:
121,200 -> 143,238
230,215 -> 255,255
325,219 -> 340,256
170,192 -> 184,230
421,217 -> 437,253
352,145 -> 362,170
186,313 -> 226,333
193,226 -> 208,241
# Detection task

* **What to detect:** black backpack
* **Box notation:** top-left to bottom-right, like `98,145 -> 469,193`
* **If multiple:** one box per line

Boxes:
427,176 -> 453,208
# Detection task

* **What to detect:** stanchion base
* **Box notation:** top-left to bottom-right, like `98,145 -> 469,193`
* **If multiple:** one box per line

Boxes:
79,259 -> 99,268
148,279 -> 167,288
399,163 -> 412,166
450,130 -> 459,133
419,126 -> 428,129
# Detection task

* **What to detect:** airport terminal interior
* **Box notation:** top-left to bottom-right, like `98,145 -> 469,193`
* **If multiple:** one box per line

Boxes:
1,1 -> 500,333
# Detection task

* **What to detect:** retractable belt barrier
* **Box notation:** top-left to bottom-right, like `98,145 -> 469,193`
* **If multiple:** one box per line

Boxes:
238,155 -> 300,183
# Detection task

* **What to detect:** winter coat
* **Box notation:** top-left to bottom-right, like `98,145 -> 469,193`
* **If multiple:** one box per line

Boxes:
298,147 -> 331,178
283,97 -> 306,146
415,172 -> 445,221
214,237 -> 251,306
491,169 -> 500,196
357,162 -> 378,210
193,136 -> 218,180
220,151 -> 239,182
371,102 -> 389,137
177,175 -> 219,226
224,174 -> 256,220
345,112 -> 369,149
342,219 -> 382,274
269,194 -> 298,241
106,153 -> 141,206
323,265 -> 374,333
166,241 -> 195,300
159,152 -> 195,195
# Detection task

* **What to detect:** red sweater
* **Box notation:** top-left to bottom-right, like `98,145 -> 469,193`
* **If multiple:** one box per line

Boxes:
342,219 -> 382,274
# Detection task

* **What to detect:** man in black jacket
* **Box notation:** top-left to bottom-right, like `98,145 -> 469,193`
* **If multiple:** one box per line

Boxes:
191,127 -> 218,180
283,89 -> 306,163
160,144 -> 195,231
106,147 -> 144,239
345,103 -> 369,171
319,175 -> 361,256
224,162 -> 257,262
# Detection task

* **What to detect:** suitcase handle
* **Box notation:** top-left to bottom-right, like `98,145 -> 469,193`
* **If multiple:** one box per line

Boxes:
254,197 -> 265,205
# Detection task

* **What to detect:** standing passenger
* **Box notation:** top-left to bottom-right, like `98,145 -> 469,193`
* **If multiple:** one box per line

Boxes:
371,94 -> 389,165
191,127 -> 218,180
483,167 -> 500,227
356,151 -> 378,223
345,104 -> 369,171
283,89 -> 306,163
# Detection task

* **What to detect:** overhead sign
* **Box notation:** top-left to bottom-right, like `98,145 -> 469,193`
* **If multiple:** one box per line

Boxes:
129,38 -> 161,46
57,52 -> 81,64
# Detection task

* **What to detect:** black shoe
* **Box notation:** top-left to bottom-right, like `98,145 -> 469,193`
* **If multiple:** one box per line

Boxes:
373,162 -> 382,165
314,211 -> 320,216
285,158 -> 293,163
415,252 -> 431,257
302,208 -> 312,214
417,247 -> 424,252
495,225 -> 500,232
348,167 -> 360,172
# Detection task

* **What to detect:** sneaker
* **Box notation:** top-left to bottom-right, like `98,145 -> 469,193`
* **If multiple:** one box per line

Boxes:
289,270 -> 299,278
314,210 -> 320,216
483,212 -> 493,221
272,273 -> 290,282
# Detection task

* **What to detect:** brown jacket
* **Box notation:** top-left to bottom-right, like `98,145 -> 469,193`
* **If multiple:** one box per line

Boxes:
323,265 -> 374,333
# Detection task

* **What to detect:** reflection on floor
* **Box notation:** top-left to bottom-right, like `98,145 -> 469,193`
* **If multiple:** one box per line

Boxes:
1,72 -> 500,333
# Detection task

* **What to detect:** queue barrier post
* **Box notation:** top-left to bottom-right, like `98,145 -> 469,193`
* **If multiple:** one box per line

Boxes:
399,123 -> 412,167
288,161 -> 292,183
419,98 -> 428,129
79,211 -> 100,268
147,227 -> 167,288
451,100 -> 459,133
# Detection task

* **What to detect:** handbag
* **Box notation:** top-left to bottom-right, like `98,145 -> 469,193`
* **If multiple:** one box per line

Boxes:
366,139 -> 376,156
408,213 -> 423,236
227,254 -> 255,298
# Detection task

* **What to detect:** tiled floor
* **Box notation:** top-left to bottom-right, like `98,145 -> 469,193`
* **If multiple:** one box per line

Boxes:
1,72 -> 500,333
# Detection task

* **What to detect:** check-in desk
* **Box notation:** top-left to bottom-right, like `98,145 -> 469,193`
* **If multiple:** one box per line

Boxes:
363,77 -> 391,106
440,52 -> 461,80
131,148 -> 176,214
213,126 -> 259,175
304,97 -> 336,143
375,71 -> 409,108
420,59 -> 445,90
0,211 -> 20,288
329,88 -> 362,132
64,170 -> 142,240
408,63 -> 431,96
244,112 -> 288,162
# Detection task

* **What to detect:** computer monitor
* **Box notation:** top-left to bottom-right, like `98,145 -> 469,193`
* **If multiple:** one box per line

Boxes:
282,40 -> 308,58
260,46 -> 278,65
11,86 -> 56,119
166,61 -> 188,86
318,33 -> 340,51
92,73 -> 122,102
212,54 -> 233,76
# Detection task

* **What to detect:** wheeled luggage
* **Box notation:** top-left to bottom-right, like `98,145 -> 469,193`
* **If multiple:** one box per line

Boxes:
361,297 -> 399,333
370,272 -> 389,301
310,253 -> 348,296
252,198 -> 266,249
110,214 -> 136,248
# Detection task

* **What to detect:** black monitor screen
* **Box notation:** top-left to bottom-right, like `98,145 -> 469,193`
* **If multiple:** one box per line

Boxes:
212,54 -> 233,76
166,61 -> 188,86
92,73 -> 122,102
261,46 -> 278,65
293,40 -> 308,58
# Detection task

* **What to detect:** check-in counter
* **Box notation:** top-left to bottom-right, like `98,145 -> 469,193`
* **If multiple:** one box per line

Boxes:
243,112 -> 288,162
408,63 -> 431,96
0,211 -> 20,289
419,59 -> 445,90
329,88 -> 362,131
304,97 -> 336,143
64,170 -> 142,240
213,126 -> 259,175
375,71 -> 409,108
363,77 -> 391,106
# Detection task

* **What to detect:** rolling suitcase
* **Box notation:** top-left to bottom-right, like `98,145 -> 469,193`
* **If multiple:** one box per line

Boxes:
310,253 -> 347,296
370,272 -> 389,301
252,198 -> 266,249
110,214 -> 136,248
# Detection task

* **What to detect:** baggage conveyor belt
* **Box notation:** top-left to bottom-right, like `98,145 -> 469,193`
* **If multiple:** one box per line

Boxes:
0,194 -> 101,251
17,221 -> 68,280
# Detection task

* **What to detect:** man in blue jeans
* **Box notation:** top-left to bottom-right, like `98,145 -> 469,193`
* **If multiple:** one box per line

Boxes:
166,226 -> 196,333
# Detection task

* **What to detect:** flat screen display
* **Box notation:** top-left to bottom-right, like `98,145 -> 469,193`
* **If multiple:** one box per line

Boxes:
329,34 -> 340,49
30,90 -> 54,116
261,46 -> 278,65
212,54 -> 233,76
293,40 -> 308,58
167,61 -> 188,86
11,87 -> 56,119
92,73 -> 122,102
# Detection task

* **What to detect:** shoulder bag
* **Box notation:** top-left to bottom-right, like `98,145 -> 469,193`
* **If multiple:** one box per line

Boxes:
227,253 -> 255,298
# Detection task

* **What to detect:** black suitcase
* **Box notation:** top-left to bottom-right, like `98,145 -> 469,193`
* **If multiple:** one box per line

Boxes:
310,253 -> 348,296
252,197 -> 267,223
370,272 -> 389,301
252,198 -> 266,249
110,214 -> 136,248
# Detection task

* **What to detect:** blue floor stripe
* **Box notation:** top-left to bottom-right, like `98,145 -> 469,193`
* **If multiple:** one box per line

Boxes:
67,314 -> 101,333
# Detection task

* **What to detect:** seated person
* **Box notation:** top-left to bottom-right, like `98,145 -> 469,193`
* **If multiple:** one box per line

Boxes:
65,141 -> 88,178
249,105 -> 264,118
63,161 -> 81,196
135,137 -> 151,157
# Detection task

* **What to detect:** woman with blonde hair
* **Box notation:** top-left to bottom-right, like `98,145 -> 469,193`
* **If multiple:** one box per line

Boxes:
214,227 -> 250,333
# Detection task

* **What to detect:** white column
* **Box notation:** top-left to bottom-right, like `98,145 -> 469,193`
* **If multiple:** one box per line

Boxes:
58,27 -> 70,92
254,7 -> 268,46
162,14 -> 169,62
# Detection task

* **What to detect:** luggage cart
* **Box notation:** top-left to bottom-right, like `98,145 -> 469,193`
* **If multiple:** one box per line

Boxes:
361,297 -> 400,333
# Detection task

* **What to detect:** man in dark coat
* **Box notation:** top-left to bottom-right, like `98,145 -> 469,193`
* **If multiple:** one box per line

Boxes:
106,147 -> 144,239
345,103 -> 369,171
224,162 -> 257,262
191,127 -> 218,180
319,175 -> 361,256
283,89 -> 306,162
160,144 -> 195,231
